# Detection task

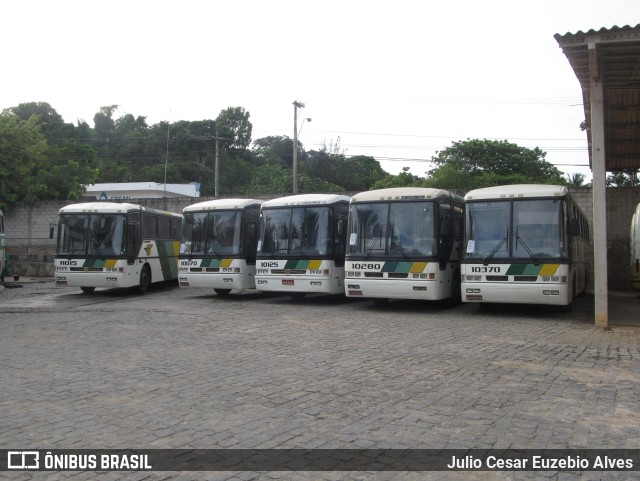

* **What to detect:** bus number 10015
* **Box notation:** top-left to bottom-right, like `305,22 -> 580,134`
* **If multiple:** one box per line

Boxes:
471,266 -> 501,273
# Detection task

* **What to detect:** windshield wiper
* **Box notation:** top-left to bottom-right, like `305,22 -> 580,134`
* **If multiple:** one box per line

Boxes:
364,233 -> 383,259
391,238 -> 410,259
483,229 -> 508,264
206,243 -> 220,257
515,225 -> 539,264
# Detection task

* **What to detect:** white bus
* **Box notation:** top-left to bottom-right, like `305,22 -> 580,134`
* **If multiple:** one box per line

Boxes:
0,208 -> 5,281
179,198 -> 262,295
631,202 -> 640,290
255,193 -> 350,298
55,202 -> 183,294
461,184 -> 590,309
344,187 -> 464,305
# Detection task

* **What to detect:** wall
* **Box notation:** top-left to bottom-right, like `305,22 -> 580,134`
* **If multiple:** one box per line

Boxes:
4,189 -> 640,290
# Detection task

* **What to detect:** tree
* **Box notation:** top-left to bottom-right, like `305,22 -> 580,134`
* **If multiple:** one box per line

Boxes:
304,150 -> 386,192
252,135 -> 294,167
424,139 -> 565,189
565,172 -> 589,188
216,107 -> 252,150
606,170 -> 640,187
371,167 -> 423,189
0,113 -> 48,208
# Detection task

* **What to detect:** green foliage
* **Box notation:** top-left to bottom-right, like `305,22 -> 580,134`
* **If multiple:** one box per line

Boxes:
245,164 -> 294,196
0,107 -> 98,209
216,107 -> 252,150
304,152 -> 386,191
371,167 -> 423,189
0,113 -> 48,209
252,136 -> 294,167
244,163 -> 343,196
606,170 -> 640,187
425,139 -> 566,189
1,102 -> 596,209
565,172 -> 589,188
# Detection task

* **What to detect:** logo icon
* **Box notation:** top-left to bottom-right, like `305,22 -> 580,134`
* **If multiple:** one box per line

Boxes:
8,451 -> 39,469
144,244 -> 153,256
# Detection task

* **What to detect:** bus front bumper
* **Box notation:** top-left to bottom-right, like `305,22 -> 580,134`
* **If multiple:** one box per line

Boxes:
254,275 -> 341,294
461,282 -> 570,305
178,273 -> 255,290
55,272 -> 133,289
344,278 -> 447,301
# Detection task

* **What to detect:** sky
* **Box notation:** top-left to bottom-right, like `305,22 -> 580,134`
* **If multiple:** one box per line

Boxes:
2,0 -> 638,182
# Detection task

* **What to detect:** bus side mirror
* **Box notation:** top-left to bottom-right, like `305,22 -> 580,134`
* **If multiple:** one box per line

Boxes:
49,224 -> 55,239
337,218 -> 345,236
570,218 -> 580,236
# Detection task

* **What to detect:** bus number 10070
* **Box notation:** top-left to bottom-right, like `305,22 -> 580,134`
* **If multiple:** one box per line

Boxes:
471,266 -> 501,273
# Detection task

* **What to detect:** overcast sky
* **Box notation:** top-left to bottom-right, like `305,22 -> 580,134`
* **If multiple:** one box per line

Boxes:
2,1 -> 638,181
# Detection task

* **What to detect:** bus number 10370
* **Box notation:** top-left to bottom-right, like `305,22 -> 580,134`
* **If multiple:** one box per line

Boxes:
471,266 -> 501,273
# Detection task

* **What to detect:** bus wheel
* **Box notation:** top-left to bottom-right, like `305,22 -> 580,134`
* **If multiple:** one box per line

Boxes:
373,298 -> 389,307
214,288 -> 232,296
137,266 -> 151,294
81,287 -> 95,294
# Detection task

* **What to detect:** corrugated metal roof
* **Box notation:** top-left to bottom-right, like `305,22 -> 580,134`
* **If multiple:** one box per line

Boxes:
555,24 -> 640,171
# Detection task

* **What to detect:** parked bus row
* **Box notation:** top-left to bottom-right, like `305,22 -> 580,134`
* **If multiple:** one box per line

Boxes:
53,184 -> 594,310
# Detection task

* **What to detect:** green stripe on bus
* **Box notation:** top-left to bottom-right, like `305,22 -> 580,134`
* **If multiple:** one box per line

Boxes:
156,240 -> 178,279
202,258 -> 222,268
381,261 -> 423,273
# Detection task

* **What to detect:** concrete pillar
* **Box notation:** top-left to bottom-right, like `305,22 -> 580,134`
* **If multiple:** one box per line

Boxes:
589,43 -> 608,328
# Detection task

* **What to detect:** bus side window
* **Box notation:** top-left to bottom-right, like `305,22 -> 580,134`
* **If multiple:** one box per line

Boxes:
570,218 -> 580,236
126,225 -> 137,262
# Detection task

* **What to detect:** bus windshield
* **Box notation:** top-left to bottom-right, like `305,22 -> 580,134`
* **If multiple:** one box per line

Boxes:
465,199 -> 566,260
347,201 -> 436,258
57,214 -> 126,256
258,206 -> 331,256
182,211 -> 242,256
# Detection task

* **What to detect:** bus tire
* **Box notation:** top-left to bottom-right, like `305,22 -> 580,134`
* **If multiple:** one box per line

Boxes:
214,288 -> 232,296
137,265 -> 151,294
81,286 -> 95,294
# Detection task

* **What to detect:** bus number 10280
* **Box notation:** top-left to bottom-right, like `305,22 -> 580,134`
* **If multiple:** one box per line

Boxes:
471,266 -> 502,273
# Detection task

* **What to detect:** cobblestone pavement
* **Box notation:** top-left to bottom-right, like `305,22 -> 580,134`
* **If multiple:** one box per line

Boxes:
1,281 -> 639,481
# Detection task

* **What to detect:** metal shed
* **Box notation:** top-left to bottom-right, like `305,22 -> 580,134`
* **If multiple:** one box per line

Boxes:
555,24 -> 640,326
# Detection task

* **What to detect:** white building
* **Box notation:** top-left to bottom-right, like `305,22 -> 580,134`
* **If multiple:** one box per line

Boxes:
84,182 -> 201,200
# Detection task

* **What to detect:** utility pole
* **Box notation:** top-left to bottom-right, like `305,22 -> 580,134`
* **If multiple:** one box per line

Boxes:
214,129 -> 220,198
191,131 -> 230,198
292,101 -> 305,194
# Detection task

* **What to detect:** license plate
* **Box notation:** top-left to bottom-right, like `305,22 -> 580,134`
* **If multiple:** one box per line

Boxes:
282,279 -> 294,286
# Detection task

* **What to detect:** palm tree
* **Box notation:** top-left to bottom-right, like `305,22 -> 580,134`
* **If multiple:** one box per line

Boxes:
566,172 -> 588,188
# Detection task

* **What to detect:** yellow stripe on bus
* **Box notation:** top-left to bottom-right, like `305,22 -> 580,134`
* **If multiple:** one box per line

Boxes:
539,264 -> 560,276
104,259 -> 117,269
409,262 -> 427,273
308,259 -> 322,270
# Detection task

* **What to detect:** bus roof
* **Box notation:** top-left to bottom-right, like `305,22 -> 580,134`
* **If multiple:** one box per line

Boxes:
183,198 -> 262,213
261,193 -> 350,208
351,187 -> 461,203
58,202 -> 182,218
464,184 -> 569,201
